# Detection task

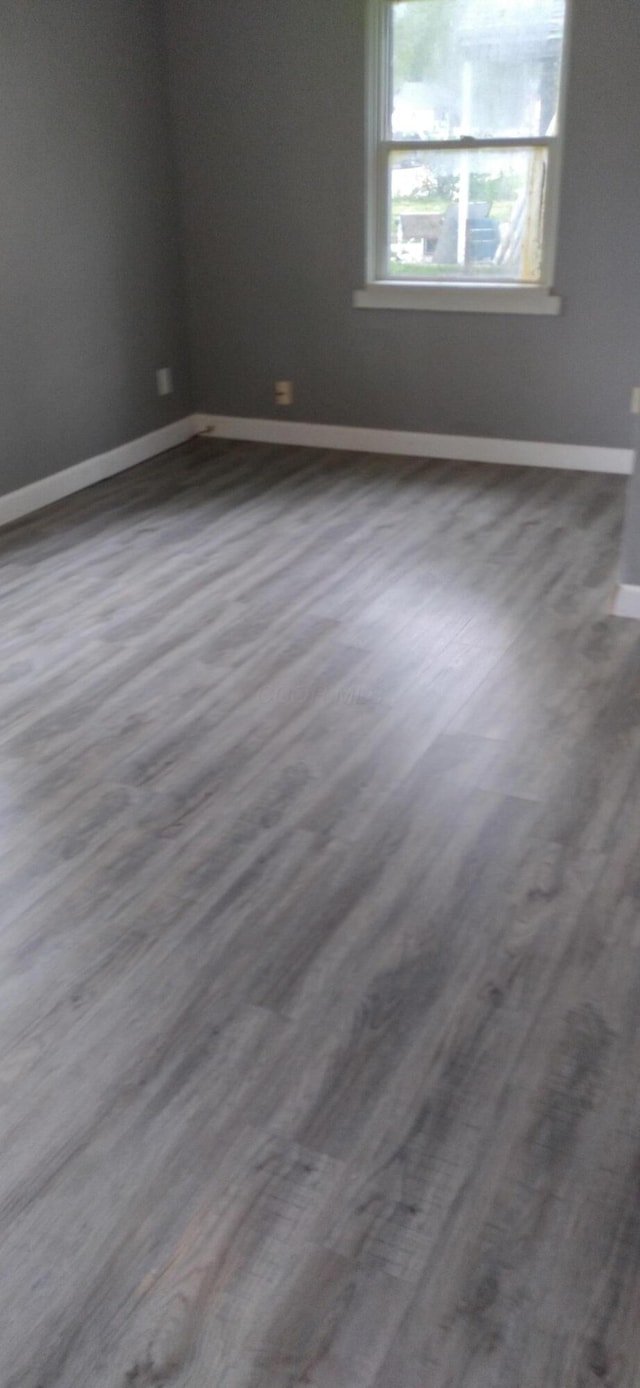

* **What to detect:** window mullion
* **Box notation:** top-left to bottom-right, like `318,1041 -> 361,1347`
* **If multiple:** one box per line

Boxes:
382,137 -> 554,154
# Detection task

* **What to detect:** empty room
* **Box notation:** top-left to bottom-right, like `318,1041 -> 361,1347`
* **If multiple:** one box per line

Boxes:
3,1 -> 640,1384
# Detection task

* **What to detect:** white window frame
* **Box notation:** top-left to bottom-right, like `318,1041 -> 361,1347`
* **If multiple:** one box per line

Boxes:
354,0 -> 572,314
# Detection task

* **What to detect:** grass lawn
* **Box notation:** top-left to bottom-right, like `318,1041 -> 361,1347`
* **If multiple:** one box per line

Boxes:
392,198 -> 448,215
391,198 -> 514,220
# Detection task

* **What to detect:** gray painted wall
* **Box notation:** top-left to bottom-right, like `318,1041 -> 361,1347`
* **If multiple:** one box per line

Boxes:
164,0 -> 640,450
0,0 -> 191,497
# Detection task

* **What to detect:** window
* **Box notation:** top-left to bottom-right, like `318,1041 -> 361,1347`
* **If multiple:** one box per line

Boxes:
356,0 -> 570,313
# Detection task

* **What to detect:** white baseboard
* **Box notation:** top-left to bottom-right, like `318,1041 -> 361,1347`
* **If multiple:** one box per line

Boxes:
2,411 -> 631,533
195,414 -> 634,477
0,416 -> 197,529
612,584 -> 640,620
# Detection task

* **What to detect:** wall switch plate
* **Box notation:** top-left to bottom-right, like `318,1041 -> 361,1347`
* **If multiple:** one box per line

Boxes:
156,367 -> 174,397
275,380 -> 293,407
631,387 -> 640,415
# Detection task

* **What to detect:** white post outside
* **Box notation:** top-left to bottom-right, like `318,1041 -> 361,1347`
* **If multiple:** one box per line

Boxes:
457,61 -> 473,266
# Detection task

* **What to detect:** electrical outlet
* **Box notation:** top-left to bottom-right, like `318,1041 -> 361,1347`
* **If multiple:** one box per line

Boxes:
275,380 -> 293,407
156,367 -> 174,397
631,387 -> 640,415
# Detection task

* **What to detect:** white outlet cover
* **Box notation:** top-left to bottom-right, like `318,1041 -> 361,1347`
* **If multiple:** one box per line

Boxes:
156,367 -> 174,397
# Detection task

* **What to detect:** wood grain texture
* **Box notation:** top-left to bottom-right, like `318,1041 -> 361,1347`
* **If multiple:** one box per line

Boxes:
0,437 -> 639,1387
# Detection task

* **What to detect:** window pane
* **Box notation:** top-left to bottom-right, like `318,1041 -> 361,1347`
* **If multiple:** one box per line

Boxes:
391,0 -> 566,140
388,146 -> 549,282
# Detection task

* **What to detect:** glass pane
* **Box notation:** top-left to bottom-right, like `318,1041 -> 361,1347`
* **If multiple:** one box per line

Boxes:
388,146 -> 549,282
391,0 -> 566,140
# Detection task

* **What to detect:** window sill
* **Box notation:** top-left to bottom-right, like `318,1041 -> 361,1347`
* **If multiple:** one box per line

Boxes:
353,282 -> 562,316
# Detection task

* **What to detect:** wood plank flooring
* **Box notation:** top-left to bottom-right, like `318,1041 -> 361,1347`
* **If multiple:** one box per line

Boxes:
1,438 -> 639,1387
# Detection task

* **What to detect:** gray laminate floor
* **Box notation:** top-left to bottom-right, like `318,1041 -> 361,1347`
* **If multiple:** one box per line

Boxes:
1,438 -> 639,1387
